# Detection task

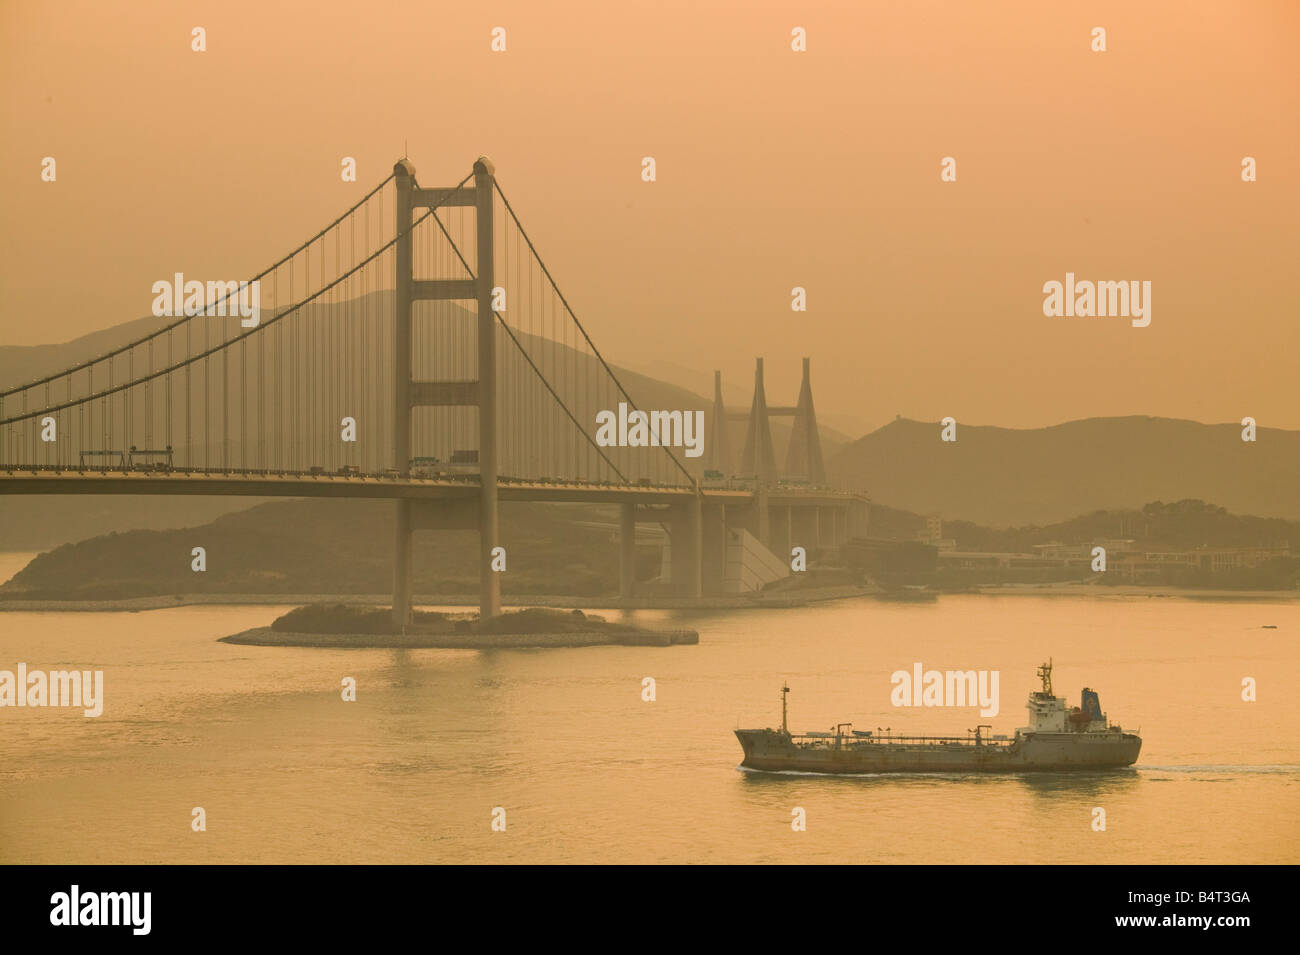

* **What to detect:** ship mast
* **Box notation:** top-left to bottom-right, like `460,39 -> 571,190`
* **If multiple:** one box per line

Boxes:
780,683 -> 790,736
1038,658 -> 1054,696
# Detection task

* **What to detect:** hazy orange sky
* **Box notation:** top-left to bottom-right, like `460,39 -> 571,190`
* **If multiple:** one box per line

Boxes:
3,0 -> 1297,433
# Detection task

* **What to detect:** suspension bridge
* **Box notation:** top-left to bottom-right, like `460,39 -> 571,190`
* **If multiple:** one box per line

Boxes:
0,157 -> 868,623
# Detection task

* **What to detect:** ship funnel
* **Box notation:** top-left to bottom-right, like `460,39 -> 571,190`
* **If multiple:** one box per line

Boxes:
1081,688 -> 1103,721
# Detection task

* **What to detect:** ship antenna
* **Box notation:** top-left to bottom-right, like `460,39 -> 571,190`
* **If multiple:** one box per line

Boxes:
781,682 -> 790,736
1038,658 -> 1054,696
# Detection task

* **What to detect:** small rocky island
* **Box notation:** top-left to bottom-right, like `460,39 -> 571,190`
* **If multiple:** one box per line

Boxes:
221,604 -> 698,649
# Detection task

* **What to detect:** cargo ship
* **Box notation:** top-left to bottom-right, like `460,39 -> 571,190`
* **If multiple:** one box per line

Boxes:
735,661 -> 1141,773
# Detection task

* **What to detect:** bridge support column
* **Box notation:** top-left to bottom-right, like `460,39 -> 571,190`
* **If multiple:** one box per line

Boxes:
825,505 -> 843,548
392,498 -> 413,629
701,502 -> 727,595
756,481 -> 771,548
475,158 -> 501,620
849,499 -> 871,539
772,505 -> 791,563
789,506 -> 809,556
792,505 -> 819,553
619,503 -> 636,598
669,494 -> 703,598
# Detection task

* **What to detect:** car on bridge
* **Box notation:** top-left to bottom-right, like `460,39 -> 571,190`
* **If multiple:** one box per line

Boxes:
443,450 -> 479,476
410,456 -> 442,477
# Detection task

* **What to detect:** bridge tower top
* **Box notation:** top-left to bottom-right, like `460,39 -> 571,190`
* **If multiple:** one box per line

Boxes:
784,356 -> 826,485
739,357 -> 826,486
740,358 -> 778,484
705,370 -> 734,476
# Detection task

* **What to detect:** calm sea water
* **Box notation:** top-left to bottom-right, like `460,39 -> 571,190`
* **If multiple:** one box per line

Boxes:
1,551 -> 1296,864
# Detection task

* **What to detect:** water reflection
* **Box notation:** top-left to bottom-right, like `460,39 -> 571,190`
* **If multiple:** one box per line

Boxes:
1015,768 -> 1142,799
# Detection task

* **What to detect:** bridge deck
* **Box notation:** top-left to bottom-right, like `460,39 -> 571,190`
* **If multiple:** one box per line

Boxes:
0,468 -> 863,507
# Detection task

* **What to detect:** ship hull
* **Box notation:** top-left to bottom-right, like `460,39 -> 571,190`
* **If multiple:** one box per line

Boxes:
735,729 -> 1141,774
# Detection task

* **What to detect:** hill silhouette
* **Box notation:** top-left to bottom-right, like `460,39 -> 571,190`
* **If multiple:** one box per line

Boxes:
0,499 -> 647,600
831,416 -> 1300,527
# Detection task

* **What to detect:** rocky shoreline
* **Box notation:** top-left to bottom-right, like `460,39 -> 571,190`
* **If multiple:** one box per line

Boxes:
1,582 -> 1294,614
0,584 -> 880,612
971,582 -> 1300,600
220,626 -> 699,649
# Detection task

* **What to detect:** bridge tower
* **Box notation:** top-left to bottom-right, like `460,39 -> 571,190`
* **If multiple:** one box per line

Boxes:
391,157 -> 500,628
783,357 -> 826,484
739,357 -> 825,485
735,356 -> 829,555
704,370 -> 733,476
739,358 -> 778,483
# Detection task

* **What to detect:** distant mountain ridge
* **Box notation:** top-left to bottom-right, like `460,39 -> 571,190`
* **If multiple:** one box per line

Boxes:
830,416 -> 1300,527
0,314 -> 174,387
3,317 -> 1296,545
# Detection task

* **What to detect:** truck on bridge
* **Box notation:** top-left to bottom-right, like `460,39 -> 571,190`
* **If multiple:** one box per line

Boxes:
78,446 -> 174,471
410,455 -> 443,477
126,445 -> 174,471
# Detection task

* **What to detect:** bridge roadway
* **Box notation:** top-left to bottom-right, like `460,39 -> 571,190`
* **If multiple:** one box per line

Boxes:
0,467 -> 859,508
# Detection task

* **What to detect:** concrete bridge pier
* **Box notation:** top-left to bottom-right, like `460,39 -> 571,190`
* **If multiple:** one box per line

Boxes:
668,494 -> 703,598
849,498 -> 871,539
821,504 -> 843,548
770,504 -> 792,563
701,501 -> 728,595
619,502 -> 637,598
392,499 -> 413,629
791,504 -> 821,555
755,481 -> 770,547
393,498 -> 481,628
